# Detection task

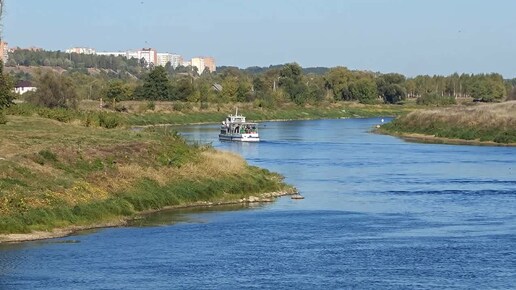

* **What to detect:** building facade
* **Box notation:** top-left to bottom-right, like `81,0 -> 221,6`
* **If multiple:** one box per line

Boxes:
138,48 -> 157,66
157,53 -> 183,68
191,56 -> 216,74
203,57 -> 216,73
65,47 -> 96,54
14,80 -> 37,95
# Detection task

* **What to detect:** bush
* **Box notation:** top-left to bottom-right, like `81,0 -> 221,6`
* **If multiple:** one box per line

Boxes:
493,131 -> 516,144
417,93 -> 456,106
0,111 -> 6,124
98,113 -> 121,129
114,104 -> 128,112
172,102 -> 192,111
146,101 -> 156,111
39,149 -> 58,162
5,103 -> 39,116
37,107 -> 75,122
26,71 -> 78,109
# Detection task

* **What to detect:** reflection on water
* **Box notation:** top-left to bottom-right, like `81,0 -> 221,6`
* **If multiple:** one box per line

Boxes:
129,204 -> 261,227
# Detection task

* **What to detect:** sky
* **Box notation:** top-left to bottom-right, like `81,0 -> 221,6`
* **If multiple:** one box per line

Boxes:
3,0 -> 516,77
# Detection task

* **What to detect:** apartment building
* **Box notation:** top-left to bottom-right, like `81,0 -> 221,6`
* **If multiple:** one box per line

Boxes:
157,53 -> 183,68
138,48 -> 157,66
191,56 -> 216,74
203,57 -> 216,73
65,47 -> 96,54
96,48 -> 157,67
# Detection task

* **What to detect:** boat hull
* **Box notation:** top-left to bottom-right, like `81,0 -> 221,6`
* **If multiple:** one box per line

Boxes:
219,133 -> 260,142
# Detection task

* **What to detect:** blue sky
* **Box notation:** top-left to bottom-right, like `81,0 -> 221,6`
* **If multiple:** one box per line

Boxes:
4,0 -> 516,77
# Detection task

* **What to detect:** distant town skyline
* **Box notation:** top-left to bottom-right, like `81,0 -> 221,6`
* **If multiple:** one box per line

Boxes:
4,0 -> 516,78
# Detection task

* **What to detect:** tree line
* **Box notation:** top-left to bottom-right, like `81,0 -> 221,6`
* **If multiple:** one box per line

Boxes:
5,49 -> 516,110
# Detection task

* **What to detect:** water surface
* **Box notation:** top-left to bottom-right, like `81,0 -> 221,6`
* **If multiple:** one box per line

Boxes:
1,118 -> 515,289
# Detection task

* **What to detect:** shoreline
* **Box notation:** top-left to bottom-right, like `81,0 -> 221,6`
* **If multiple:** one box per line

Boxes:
0,189 -> 297,244
380,131 -> 516,147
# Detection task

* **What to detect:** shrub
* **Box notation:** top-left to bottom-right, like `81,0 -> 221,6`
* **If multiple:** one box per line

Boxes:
37,107 -> 75,122
39,150 -> 58,162
114,104 -> 128,112
146,101 -> 156,111
5,103 -> 39,116
172,102 -> 184,111
417,93 -> 456,106
0,111 -> 6,124
98,113 -> 121,129
26,71 -> 78,109
493,131 -> 515,144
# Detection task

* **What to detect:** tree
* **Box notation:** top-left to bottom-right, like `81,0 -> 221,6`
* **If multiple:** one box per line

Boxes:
138,66 -> 170,100
324,67 -> 353,101
377,73 -> 407,104
27,70 -> 78,108
220,76 -> 239,102
349,78 -> 378,104
470,74 -> 506,102
0,61 -> 14,110
170,77 -> 194,101
278,63 -> 308,104
106,80 -> 132,101
508,87 -> 516,101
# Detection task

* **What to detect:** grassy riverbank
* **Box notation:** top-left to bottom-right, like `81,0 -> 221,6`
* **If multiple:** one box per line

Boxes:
0,115 -> 293,239
378,101 -> 516,145
7,101 -> 416,127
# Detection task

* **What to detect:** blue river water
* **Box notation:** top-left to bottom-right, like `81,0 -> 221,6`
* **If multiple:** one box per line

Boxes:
1,118 -> 515,289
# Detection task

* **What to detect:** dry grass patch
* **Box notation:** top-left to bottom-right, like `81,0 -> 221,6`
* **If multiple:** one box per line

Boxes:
381,101 -> 516,144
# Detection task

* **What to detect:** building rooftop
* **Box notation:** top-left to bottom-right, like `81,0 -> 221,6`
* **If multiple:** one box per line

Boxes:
15,80 -> 34,88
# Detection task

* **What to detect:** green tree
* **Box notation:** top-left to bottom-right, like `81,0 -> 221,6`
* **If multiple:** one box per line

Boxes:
278,63 -> 308,104
324,67 -> 355,101
139,66 -> 170,100
349,78 -> 378,104
470,75 -> 506,102
377,73 -> 407,104
170,77 -> 195,101
106,80 -> 132,101
26,70 -> 78,108
221,76 -> 239,102
0,61 -> 15,110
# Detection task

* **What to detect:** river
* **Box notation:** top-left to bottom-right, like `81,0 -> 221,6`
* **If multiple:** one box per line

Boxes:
1,118 -> 515,289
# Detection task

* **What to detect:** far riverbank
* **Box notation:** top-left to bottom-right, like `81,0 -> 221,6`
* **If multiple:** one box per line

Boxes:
378,101 -> 516,146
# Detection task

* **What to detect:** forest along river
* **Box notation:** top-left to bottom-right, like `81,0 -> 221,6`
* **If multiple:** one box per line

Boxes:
1,118 -> 515,289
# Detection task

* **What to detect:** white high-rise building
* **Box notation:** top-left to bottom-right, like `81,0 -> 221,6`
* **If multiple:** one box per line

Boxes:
96,51 -> 126,57
66,47 -> 96,54
191,57 -> 205,74
157,53 -> 183,68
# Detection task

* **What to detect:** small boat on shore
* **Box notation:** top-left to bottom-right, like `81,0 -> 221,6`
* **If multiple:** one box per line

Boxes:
219,109 -> 260,142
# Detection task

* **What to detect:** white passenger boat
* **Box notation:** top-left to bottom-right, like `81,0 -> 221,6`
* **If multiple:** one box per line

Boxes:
219,109 -> 260,142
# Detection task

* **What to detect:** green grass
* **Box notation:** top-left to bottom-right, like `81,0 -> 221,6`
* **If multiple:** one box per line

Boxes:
0,115 -> 291,235
0,166 -> 285,234
6,101 -> 416,128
